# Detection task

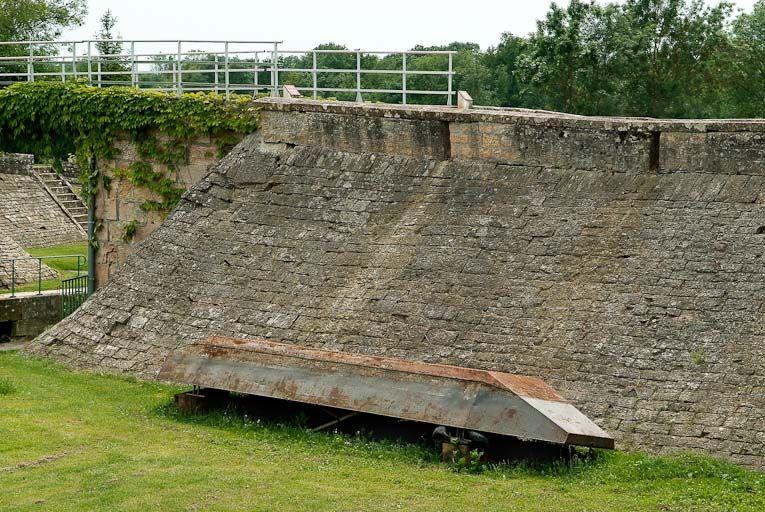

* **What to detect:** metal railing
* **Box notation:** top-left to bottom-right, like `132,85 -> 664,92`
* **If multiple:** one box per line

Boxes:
61,274 -> 88,318
0,40 -> 457,104
0,255 -> 86,298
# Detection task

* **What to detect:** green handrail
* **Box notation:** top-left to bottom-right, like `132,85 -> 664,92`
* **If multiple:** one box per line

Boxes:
0,255 -> 86,298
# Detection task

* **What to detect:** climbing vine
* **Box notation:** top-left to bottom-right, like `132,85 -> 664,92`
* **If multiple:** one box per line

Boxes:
0,81 -> 260,240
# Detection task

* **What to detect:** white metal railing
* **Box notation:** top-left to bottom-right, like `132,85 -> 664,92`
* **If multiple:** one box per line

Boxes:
0,40 -> 457,105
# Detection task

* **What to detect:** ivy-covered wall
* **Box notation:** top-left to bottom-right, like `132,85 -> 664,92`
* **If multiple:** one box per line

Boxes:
95,133 -> 230,285
0,82 -> 260,286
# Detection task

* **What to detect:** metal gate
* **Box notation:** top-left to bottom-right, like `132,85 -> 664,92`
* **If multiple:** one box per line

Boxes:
61,274 -> 88,318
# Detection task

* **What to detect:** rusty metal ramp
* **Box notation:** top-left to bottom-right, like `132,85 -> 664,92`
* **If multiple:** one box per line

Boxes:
159,337 -> 615,449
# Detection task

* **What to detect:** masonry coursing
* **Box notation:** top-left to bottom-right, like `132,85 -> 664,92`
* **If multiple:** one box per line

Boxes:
0,170 -> 84,248
93,136 -> 226,287
29,100 -> 765,470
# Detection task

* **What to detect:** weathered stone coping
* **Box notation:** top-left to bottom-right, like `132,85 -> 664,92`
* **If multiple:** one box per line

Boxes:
256,97 -> 765,133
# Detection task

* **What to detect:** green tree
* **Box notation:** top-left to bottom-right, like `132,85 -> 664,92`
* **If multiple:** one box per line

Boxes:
0,0 -> 85,41
95,10 -> 122,58
94,10 -> 128,84
728,0 -> 765,117
614,0 -> 734,117
516,0 -> 621,115
481,33 -> 528,107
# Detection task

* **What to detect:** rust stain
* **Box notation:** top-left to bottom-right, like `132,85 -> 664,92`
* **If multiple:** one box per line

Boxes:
270,377 -> 299,399
202,336 -> 565,402
489,373 -> 563,402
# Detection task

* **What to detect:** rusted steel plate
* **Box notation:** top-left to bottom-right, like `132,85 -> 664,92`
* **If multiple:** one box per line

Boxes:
159,337 -> 614,449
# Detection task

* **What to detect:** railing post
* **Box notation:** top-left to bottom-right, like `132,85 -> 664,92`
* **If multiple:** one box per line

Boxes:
177,41 -> 183,95
28,43 -> 34,82
312,51 -> 318,100
87,41 -> 92,84
402,52 -> 407,105
447,52 -> 453,106
131,41 -> 136,87
252,52 -> 258,97
224,42 -> 230,98
214,54 -> 219,93
355,50 -> 362,102
61,59 -> 66,83
72,42 -> 77,79
271,42 -> 279,97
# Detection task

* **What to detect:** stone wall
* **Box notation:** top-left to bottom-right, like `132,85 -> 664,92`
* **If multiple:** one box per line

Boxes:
0,172 -> 84,248
0,153 -> 34,175
94,135 -> 227,287
30,99 -> 765,470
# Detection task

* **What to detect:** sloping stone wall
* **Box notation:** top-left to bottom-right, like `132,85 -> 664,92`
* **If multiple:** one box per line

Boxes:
29,100 -> 765,470
0,172 -> 84,248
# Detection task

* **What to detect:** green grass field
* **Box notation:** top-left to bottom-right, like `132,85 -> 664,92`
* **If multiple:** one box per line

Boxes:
0,351 -> 763,511
1,243 -> 87,294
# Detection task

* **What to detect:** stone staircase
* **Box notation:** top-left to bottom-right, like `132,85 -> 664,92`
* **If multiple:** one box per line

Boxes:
31,165 -> 88,233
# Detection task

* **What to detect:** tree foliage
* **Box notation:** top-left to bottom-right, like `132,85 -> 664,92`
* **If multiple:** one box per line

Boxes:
0,0 -> 86,41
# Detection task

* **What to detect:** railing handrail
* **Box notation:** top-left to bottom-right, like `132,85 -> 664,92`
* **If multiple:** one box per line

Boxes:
0,254 -> 86,263
0,39 -> 284,45
0,254 -> 86,298
0,39 -> 458,105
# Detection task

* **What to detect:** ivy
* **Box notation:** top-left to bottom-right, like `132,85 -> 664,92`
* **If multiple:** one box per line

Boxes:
0,81 -> 260,241
121,219 -> 139,243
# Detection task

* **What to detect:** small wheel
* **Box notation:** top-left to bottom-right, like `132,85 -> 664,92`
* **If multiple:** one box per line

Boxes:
432,425 -> 451,443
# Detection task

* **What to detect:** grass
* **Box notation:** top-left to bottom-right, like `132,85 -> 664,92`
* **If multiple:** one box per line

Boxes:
1,243 -> 87,295
0,376 -> 15,395
0,351 -> 763,511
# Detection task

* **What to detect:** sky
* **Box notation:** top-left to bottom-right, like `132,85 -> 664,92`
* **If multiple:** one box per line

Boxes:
62,0 -> 760,52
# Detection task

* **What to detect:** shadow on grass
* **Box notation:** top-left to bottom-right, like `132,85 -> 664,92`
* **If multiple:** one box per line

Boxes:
150,395 -> 616,478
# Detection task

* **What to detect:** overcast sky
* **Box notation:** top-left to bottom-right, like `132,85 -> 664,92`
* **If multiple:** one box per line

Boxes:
62,0 -> 760,51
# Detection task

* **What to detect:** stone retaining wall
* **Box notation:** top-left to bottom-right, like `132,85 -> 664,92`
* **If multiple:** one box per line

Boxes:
94,135 -> 228,287
30,99 -> 765,470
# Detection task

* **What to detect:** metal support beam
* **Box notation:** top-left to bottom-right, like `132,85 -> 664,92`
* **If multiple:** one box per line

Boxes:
87,157 -> 97,296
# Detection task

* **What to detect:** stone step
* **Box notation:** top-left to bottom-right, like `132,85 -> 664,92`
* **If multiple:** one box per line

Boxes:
31,166 -> 87,230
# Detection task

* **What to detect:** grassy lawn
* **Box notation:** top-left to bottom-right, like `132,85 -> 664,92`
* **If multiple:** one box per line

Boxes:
1,243 -> 87,295
0,352 -> 763,512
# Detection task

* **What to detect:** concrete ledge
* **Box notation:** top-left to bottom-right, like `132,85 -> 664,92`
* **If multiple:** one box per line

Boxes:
259,110 -> 451,160
256,97 -> 765,133
258,98 -> 765,173
0,291 -> 60,340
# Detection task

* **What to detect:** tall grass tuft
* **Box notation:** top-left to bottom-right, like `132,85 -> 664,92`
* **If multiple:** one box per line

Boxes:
0,377 -> 17,395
